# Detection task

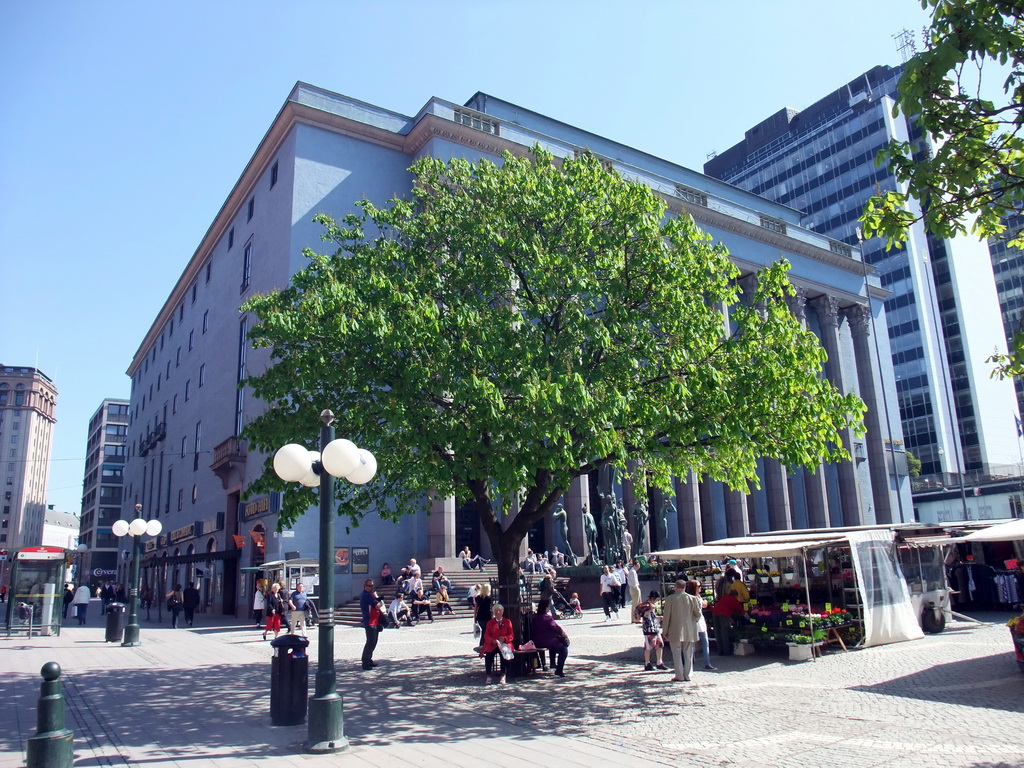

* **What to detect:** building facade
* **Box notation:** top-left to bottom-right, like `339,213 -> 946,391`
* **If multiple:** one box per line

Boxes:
123,84 -> 913,616
704,65 -> 1019,488
0,366 -> 58,555
77,399 -> 129,589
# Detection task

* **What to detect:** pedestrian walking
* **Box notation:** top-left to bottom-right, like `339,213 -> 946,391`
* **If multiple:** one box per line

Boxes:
165,584 -> 184,628
263,583 -> 284,640
360,579 -> 384,670
288,583 -> 309,636
62,583 -> 74,620
600,566 -> 620,620
252,582 -> 266,627
71,583 -> 91,625
182,582 -> 201,627
661,579 -> 702,682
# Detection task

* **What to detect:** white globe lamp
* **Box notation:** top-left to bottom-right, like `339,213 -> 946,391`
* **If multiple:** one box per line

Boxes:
346,450 -> 377,485
321,438 -> 359,478
273,443 -> 313,482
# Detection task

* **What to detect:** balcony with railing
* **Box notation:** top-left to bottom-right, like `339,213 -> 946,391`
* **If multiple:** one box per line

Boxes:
211,436 -> 248,489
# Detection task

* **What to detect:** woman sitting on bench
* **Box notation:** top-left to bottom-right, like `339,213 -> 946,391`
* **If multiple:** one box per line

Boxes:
532,598 -> 569,677
480,603 -> 514,685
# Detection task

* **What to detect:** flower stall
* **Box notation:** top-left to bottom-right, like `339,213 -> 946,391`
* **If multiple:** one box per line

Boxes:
653,527 -> 940,658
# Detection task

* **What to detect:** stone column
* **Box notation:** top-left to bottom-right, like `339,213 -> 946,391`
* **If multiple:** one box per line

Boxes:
764,460 -> 793,531
803,466 -> 830,529
698,478 -> 718,544
427,492 -> 455,559
790,286 -> 831,528
810,294 -> 864,526
675,472 -> 702,547
846,304 -> 895,524
724,486 -> 750,538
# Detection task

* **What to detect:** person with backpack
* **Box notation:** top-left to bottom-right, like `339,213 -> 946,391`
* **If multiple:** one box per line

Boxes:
165,584 -> 184,629
638,591 -> 668,671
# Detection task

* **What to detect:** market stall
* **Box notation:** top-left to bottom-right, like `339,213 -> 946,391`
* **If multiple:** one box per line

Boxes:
653,529 -> 925,658
964,521 -> 1024,671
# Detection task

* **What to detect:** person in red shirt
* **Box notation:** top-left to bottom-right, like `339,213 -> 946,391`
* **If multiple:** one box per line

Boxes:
480,603 -> 514,684
710,591 -> 745,656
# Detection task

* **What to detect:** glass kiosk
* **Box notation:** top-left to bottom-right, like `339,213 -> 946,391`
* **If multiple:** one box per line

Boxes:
4,546 -> 67,637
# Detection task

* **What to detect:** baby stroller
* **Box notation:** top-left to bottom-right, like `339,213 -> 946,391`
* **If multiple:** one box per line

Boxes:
551,588 -> 582,620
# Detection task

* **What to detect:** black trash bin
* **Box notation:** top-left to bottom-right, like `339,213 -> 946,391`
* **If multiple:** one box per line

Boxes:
270,634 -> 309,726
105,603 -> 126,643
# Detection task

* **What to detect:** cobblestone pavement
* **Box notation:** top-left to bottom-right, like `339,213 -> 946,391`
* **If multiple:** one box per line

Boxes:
2,602 -> 1022,767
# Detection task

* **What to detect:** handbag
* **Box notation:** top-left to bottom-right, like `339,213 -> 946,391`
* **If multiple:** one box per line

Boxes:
473,623 -> 482,640
499,640 -> 515,661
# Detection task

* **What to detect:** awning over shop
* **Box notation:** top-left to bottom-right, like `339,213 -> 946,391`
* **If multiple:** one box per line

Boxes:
651,538 -> 842,560
964,518 -> 1024,542
899,535 -> 964,548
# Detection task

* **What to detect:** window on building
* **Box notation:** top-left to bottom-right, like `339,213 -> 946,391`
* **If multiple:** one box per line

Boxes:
166,361 -> 171,379
177,488 -> 184,511
188,330 -> 194,351
236,317 -> 248,435
181,436 -> 187,458
203,310 -> 209,333
176,347 -> 181,367
160,333 -> 165,350
241,242 -> 253,293
184,380 -> 191,402
453,108 -> 499,135
194,422 -> 201,471
270,160 -> 279,188
169,317 -> 174,336
172,394 -> 178,414
228,227 -> 234,250
192,484 -> 198,503
199,364 -> 206,388
205,262 -> 212,284
247,196 -> 254,221
179,303 -> 184,322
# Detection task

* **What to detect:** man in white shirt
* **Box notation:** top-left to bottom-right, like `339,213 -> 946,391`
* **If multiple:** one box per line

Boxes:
388,594 -> 413,626
613,561 -> 629,610
626,560 -> 642,622
408,559 -> 422,578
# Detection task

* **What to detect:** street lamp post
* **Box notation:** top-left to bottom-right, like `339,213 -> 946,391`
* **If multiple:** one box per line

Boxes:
272,409 -> 376,755
112,504 -> 163,647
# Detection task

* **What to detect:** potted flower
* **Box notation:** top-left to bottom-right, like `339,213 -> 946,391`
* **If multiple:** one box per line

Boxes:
1007,612 -> 1024,668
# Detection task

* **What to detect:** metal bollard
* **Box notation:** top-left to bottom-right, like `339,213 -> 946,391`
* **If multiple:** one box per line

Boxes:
26,662 -> 74,768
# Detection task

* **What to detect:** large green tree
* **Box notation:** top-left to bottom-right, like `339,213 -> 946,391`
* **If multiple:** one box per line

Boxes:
241,148 -> 864,629
859,1 -> 1024,377
861,0 -> 1024,249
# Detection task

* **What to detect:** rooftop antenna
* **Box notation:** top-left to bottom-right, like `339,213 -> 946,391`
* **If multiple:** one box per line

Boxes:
894,28 -> 916,63
706,150 -> 717,160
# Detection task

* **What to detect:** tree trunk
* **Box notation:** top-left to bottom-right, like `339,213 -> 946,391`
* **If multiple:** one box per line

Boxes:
488,527 -> 527,645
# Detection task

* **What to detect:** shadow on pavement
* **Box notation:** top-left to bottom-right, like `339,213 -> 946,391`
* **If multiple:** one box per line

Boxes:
850,652 -> 1024,713
3,646 -> 712,760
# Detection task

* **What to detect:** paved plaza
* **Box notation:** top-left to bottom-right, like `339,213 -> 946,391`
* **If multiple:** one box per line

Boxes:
2,601 -> 1022,768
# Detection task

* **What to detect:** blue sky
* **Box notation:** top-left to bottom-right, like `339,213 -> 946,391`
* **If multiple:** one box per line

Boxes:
0,1 -> 933,515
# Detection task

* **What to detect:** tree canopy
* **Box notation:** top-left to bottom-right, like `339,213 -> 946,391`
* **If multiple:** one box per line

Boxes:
861,0 -> 1024,252
240,147 -> 865,608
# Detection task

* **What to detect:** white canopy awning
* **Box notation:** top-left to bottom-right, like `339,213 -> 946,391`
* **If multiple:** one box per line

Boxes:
651,538 -> 841,560
964,518 -> 1024,542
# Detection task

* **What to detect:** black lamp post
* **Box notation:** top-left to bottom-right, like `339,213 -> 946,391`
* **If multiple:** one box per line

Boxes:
112,504 -> 162,647
272,409 -> 376,754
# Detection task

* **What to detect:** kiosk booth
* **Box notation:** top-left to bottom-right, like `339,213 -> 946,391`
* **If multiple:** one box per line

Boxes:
4,546 -> 68,637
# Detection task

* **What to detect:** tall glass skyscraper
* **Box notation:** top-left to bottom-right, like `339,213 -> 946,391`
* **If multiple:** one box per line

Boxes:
706,64 -> 1018,482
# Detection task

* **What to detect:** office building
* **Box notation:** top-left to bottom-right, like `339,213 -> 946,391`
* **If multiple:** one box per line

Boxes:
77,398 -> 129,588
124,84 -> 912,615
705,65 -> 1020,492
0,365 -> 58,553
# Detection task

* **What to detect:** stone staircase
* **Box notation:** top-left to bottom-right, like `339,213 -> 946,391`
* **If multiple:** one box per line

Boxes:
334,564 -> 498,627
